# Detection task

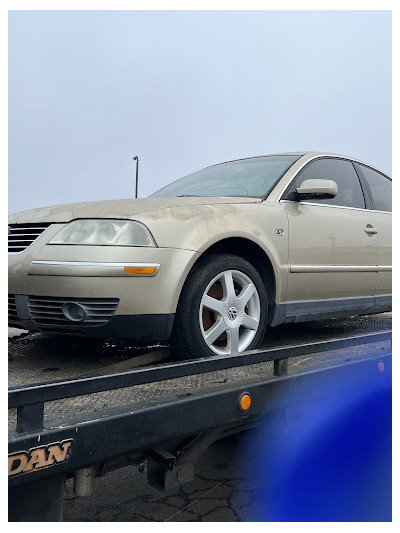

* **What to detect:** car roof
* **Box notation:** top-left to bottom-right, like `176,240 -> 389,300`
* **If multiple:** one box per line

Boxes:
220,151 -> 356,161
212,152 -> 389,177
212,151 -> 336,165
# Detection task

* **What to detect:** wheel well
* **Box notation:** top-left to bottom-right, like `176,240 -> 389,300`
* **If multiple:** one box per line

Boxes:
194,238 -> 276,307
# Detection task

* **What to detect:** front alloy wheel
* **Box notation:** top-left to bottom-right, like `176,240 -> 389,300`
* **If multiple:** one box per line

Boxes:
170,254 -> 268,359
200,269 -> 261,355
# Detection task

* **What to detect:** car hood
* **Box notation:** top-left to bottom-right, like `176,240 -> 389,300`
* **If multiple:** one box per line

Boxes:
8,196 -> 262,224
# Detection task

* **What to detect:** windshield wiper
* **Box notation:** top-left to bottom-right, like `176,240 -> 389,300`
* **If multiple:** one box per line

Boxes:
176,194 -> 200,197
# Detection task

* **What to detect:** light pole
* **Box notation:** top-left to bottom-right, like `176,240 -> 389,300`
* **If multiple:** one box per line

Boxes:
133,156 -> 139,198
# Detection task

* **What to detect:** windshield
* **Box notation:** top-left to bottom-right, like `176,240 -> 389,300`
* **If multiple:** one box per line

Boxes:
150,155 -> 301,198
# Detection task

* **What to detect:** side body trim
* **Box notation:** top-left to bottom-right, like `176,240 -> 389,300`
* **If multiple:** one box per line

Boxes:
269,294 -> 391,327
290,265 -> 392,273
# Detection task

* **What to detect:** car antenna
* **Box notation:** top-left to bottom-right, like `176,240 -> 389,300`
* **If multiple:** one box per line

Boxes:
133,156 -> 139,198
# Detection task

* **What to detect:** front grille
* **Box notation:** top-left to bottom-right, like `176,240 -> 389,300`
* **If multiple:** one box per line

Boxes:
8,223 -> 52,253
28,297 -> 120,327
8,295 -> 18,322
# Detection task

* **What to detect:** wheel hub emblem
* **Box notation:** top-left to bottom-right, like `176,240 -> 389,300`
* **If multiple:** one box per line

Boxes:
228,306 -> 238,321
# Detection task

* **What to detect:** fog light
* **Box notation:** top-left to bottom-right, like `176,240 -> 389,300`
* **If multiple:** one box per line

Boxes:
62,302 -> 87,322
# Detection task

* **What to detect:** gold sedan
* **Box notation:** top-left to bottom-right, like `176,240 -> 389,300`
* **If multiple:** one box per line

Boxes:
8,152 -> 392,358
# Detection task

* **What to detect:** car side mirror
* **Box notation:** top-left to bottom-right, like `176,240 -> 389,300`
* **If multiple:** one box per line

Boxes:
296,179 -> 338,200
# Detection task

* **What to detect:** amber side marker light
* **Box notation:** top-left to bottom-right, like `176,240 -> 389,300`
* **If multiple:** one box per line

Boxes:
239,393 -> 252,412
124,266 -> 157,275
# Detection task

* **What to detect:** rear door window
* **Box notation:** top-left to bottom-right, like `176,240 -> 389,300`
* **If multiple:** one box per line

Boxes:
356,164 -> 392,213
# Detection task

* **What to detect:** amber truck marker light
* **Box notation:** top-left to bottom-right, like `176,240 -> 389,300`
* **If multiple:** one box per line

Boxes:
124,266 -> 157,275
239,393 -> 252,412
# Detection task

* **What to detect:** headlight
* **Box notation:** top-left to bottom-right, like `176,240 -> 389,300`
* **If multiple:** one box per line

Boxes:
49,219 -> 157,247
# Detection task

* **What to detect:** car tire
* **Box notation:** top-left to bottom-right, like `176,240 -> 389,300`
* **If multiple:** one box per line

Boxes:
170,254 -> 268,359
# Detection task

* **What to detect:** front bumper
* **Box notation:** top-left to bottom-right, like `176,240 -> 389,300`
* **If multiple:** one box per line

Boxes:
8,225 -> 200,338
8,296 -> 174,340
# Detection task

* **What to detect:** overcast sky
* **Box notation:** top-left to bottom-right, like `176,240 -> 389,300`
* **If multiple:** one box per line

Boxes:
8,10 -> 391,214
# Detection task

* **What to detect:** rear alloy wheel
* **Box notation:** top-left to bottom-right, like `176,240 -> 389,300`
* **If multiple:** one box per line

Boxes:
170,254 -> 268,359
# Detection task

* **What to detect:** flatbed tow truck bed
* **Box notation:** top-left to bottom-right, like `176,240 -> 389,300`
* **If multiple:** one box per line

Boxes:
8,314 -> 392,521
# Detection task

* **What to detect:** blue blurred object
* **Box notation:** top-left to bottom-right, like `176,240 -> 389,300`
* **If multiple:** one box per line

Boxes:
241,352 -> 392,521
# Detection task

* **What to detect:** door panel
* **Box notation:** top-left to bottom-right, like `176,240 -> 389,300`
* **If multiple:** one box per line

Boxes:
354,163 -> 392,297
282,202 -> 379,301
372,212 -> 392,295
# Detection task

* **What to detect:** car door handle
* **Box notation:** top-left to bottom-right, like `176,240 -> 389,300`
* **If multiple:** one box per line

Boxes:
364,224 -> 378,235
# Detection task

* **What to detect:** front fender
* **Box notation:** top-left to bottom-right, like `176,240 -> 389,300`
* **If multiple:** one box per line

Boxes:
135,202 -> 289,304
